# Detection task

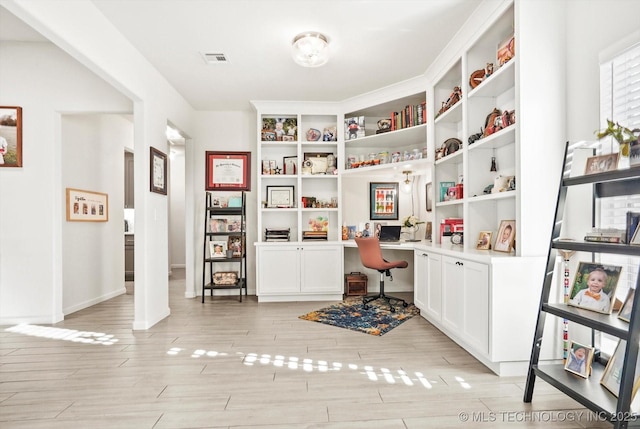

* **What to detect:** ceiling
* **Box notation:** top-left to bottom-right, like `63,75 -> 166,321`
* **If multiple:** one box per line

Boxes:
1,0 -> 480,111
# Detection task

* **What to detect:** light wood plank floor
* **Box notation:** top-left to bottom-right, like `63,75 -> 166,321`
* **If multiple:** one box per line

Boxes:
0,269 -> 610,428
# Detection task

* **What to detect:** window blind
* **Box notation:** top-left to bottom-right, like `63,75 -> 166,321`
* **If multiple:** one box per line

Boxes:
599,42 -> 640,325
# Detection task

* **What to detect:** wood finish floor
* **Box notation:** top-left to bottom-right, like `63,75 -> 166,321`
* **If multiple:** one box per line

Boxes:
0,269 -> 610,428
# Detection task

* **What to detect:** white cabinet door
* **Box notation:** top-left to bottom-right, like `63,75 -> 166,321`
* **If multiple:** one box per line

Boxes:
426,252 -> 442,320
257,246 -> 300,295
462,259 -> 489,355
414,251 -> 429,311
442,256 -> 464,332
414,250 -> 442,321
300,245 -> 342,293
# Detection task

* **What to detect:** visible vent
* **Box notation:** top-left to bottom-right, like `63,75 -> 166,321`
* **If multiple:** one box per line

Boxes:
201,52 -> 229,64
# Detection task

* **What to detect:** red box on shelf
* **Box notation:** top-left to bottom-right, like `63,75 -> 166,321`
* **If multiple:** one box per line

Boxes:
440,218 -> 463,241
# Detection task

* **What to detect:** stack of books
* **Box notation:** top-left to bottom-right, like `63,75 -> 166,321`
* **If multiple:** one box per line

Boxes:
584,228 -> 625,243
302,231 -> 327,241
264,228 -> 290,242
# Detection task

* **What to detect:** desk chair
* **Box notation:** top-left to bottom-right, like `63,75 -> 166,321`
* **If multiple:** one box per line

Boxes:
354,237 -> 409,312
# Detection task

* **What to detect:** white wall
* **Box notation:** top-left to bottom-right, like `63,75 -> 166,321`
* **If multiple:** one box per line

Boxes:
62,114 -> 133,314
0,41 -> 132,324
190,111 -> 257,297
1,0 -> 195,329
169,144 -> 185,269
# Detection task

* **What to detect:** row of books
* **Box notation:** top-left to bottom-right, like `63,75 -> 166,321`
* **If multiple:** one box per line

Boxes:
583,212 -> 640,244
389,102 -> 426,132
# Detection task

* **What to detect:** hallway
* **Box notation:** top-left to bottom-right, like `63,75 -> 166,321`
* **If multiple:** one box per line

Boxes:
0,270 -> 602,428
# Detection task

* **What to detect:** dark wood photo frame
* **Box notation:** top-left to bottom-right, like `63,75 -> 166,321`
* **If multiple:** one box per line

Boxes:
0,106 -> 23,167
370,182 -> 399,220
206,151 -> 251,191
150,146 -> 168,195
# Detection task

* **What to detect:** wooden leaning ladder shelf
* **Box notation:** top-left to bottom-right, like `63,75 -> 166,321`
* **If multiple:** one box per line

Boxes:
524,141 -> 640,428
202,191 -> 248,302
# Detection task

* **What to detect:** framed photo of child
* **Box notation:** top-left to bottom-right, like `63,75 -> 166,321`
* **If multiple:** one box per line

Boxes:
568,262 -> 622,314
564,340 -> 594,378
476,231 -> 492,250
494,220 -> 515,252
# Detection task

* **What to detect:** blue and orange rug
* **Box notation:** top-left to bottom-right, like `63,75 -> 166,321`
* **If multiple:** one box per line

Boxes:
298,297 -> 420,336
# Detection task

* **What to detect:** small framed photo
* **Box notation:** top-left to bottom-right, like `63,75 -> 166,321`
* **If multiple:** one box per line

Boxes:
283,156 -> 297,175
476,231 -> 492,250
564,340 -> 594,378
601,339 -> 640,398
494,220 -> 515,252
584,153 -> 619,175
568,262 -> 622,314
373,221 -> 387,238
304,152 -> 332,174
262,117 -> 297,141
267,185 -> 294,208
209,218 -> 228,233
370,182 -> 399,220
0,106 -> 23,167
209,241 -> 227,259
150,147 -> 167,195
205,151 -> 251,191
618,288 -> 635,322
66,188 -> 109,222
227,235 -> 244,257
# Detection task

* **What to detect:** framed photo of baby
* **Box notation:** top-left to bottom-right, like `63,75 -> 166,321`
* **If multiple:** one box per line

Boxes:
564,340 -> 594,378
568,262 -> 622,314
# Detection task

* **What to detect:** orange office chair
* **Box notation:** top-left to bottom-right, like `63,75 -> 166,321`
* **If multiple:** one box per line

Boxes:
354,237 -> 409,312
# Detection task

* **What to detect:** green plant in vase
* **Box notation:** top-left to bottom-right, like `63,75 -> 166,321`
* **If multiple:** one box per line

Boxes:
595,119 -> 639,168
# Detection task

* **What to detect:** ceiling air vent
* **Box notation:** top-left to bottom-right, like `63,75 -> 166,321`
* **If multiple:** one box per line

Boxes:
201,52 -> 229,64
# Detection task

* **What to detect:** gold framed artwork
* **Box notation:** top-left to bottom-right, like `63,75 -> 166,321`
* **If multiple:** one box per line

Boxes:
476,231 -> 492,250
600,339 -> 640,398
568,262 -> 622,314
494,220 -> 515,252
66,188 -> 108,222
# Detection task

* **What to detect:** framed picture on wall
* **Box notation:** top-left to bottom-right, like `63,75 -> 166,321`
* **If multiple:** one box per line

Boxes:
369,182 -> 399,220
0,106 -> 23,167
150,146 -> 167,195
205,151 -> 251,191
66,188 -> 108,222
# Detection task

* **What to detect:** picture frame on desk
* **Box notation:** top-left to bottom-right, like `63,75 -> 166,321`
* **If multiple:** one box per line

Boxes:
267,185 -> 294,208
369,182 -> 399,220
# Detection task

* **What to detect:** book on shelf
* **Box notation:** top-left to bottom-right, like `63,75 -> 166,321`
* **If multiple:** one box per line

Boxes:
302,231 -> 328,241
584,227 -> 625,243
626,211 -> 640,243
439,181 -> 456,202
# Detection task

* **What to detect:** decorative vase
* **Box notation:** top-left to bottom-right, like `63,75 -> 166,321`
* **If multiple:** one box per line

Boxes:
407,226 -> 418,241
618,143 -> 630,169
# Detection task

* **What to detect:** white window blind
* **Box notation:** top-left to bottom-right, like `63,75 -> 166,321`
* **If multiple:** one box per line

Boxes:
599,43 -> 640,310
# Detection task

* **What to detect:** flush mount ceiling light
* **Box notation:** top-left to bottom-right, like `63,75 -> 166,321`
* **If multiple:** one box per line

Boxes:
292,32 -> 330,67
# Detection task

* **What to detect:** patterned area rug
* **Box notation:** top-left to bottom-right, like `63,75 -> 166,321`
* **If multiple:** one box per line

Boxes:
298,297 -> 420,336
